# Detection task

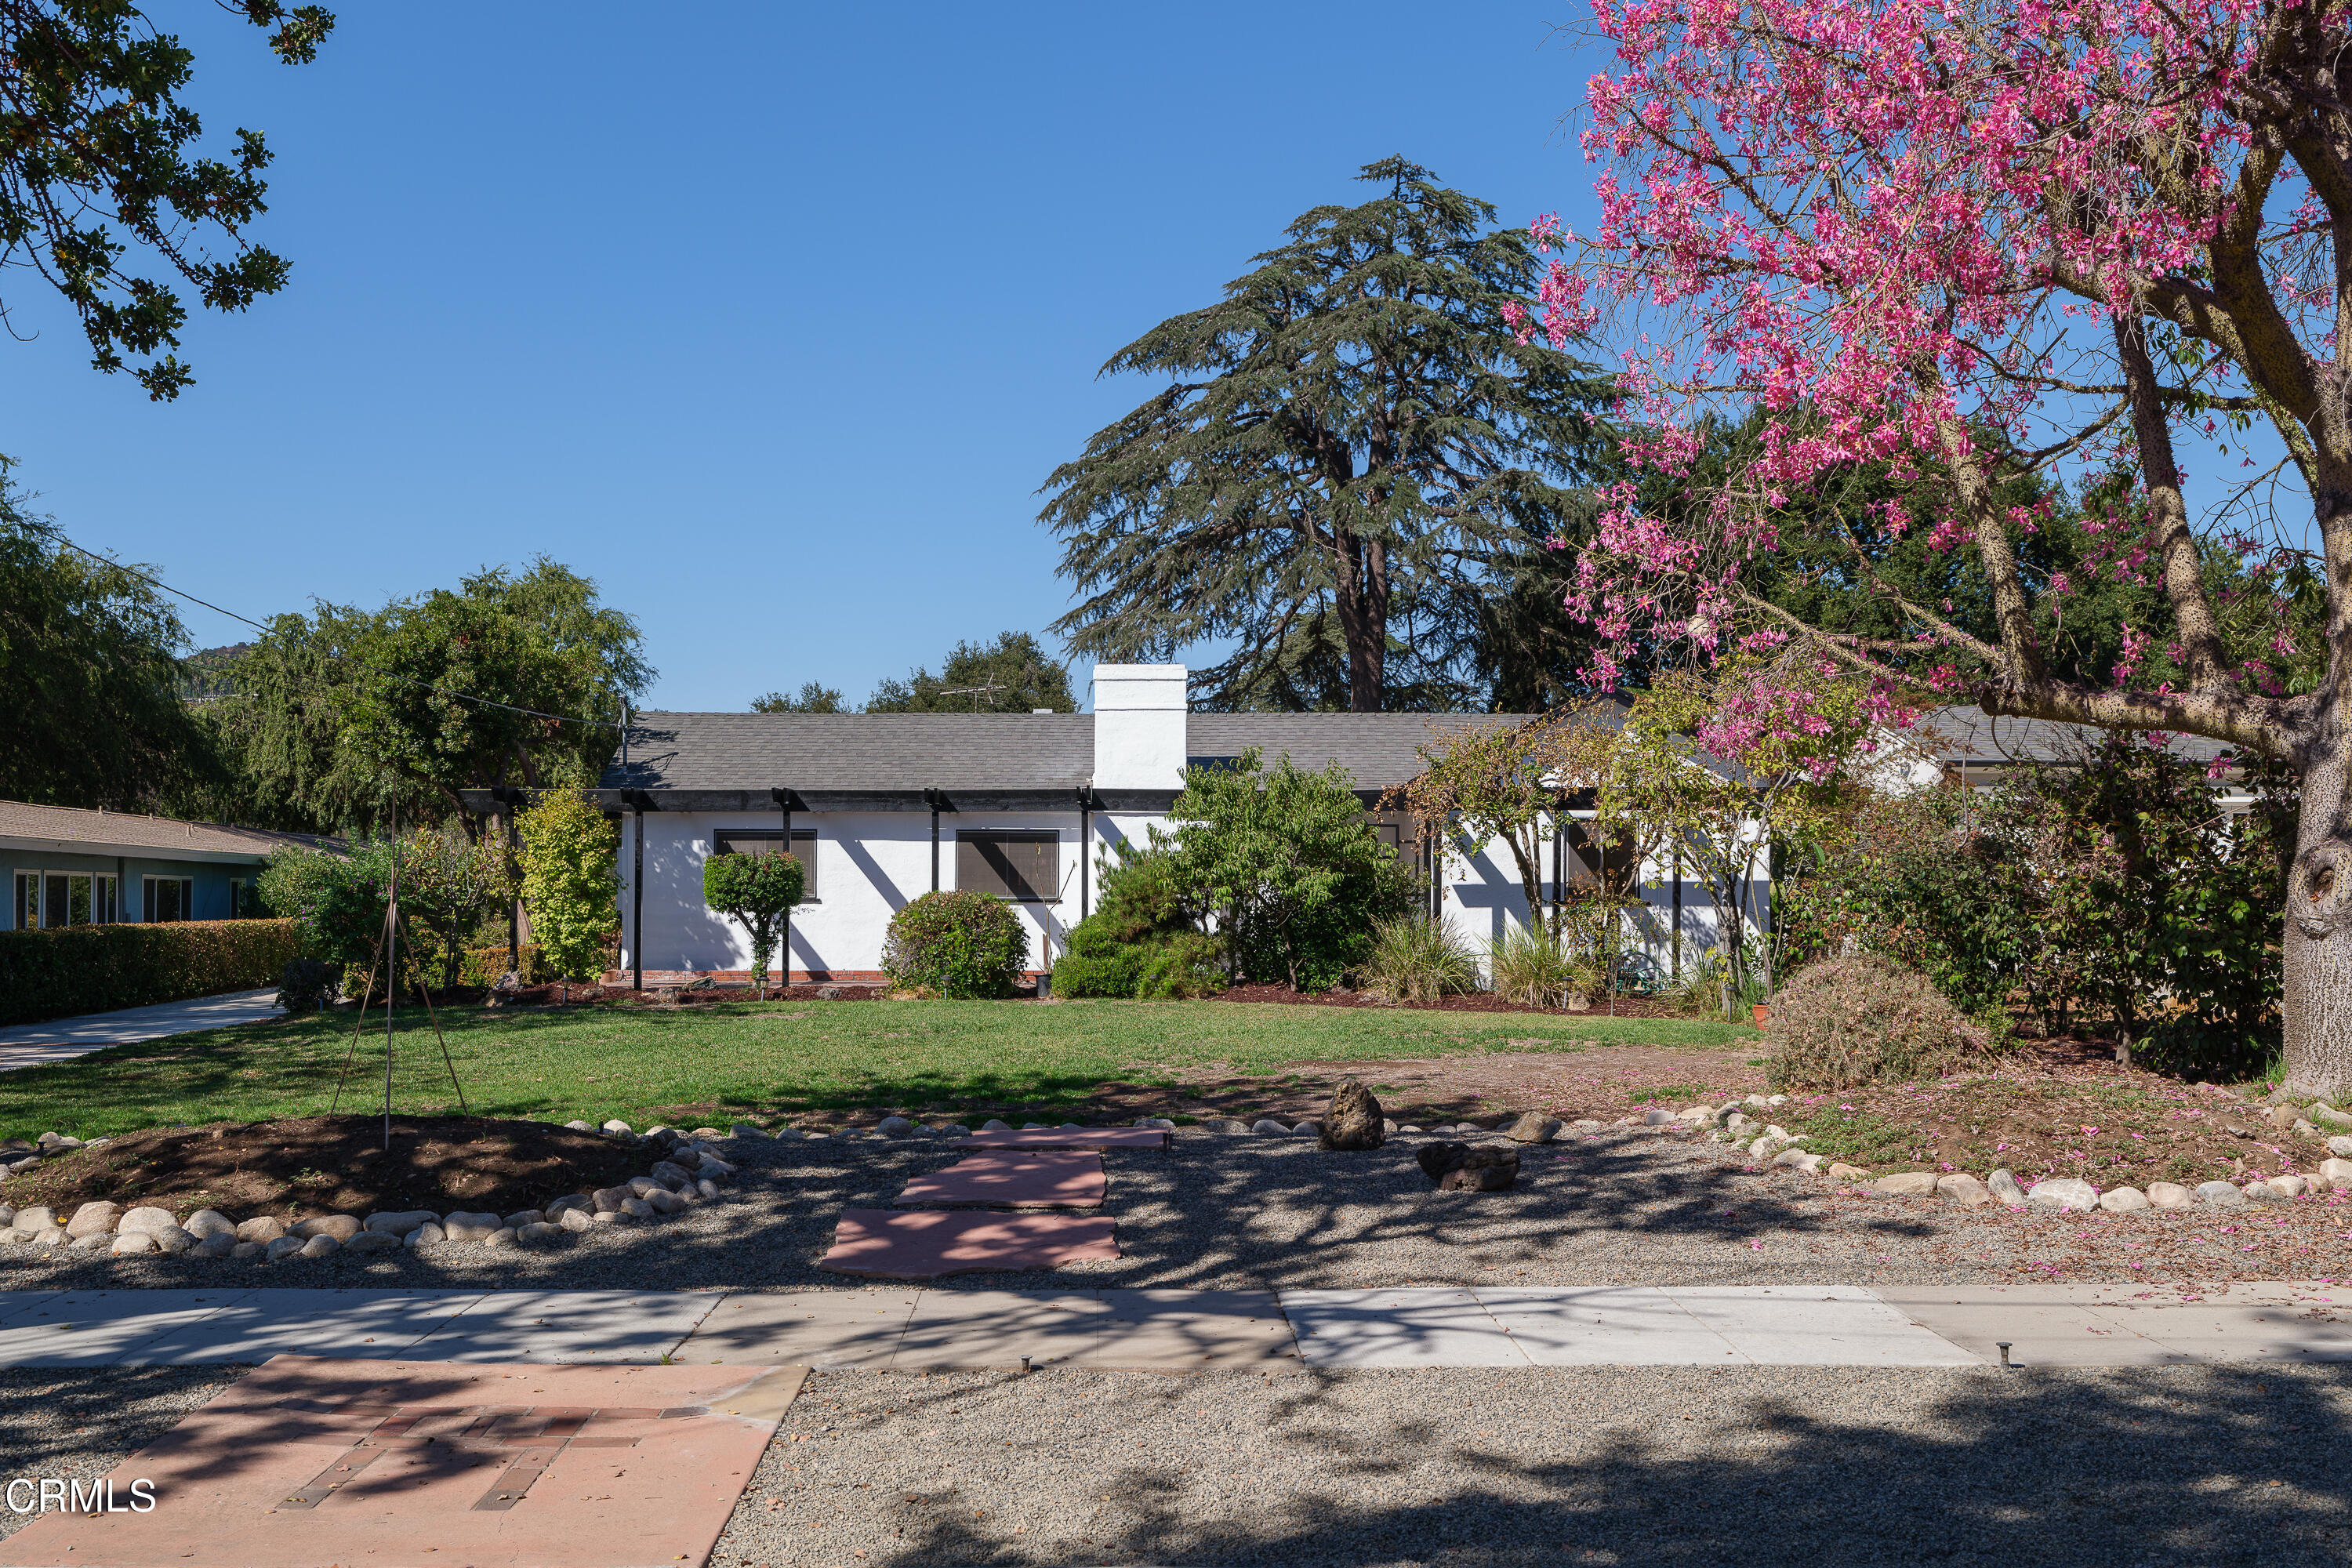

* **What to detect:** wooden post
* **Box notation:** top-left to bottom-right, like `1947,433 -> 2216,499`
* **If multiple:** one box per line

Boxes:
631,797 -> 645,991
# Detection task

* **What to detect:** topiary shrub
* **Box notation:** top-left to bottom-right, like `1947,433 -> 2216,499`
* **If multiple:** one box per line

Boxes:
1051,845 -> 1225,1000
883,890 -> 1029,999
1767,952 -> 1994,1091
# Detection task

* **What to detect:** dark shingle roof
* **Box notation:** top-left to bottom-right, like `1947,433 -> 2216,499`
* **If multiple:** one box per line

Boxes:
1186,713 -> 1537,791
1911,706 -> 2231,768
606,713 -> 1094,792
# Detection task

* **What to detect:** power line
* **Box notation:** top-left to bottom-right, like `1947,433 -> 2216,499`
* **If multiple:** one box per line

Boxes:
20,517 -> 630,733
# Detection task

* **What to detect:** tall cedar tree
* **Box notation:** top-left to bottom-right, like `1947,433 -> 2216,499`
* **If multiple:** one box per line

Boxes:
0,2 -> 334,399
864,631 -> 1075,713
1041,158 -> 1619,713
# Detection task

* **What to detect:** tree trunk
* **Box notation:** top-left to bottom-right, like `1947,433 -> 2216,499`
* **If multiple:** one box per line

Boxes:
2285,731 -> 2352,1098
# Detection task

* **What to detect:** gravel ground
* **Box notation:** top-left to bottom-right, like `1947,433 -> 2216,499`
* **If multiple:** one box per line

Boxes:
0,1365 -> 245,1544
710,1363 -> 2352,1566
5,1361 -> 2342,1566
5,1127 -> 2347,1294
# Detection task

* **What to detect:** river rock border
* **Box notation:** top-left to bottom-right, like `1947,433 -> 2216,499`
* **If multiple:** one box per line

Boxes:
0,1121 -> 747,1264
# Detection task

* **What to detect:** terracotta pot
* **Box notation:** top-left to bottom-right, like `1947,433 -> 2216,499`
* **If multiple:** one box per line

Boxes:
1751,1003 -> 1769,1027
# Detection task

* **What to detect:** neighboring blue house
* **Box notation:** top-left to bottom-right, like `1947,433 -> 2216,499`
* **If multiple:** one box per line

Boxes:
0,799 -> 333,930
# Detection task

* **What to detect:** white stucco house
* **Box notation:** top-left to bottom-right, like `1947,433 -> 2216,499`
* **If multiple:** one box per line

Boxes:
463,665 -> 1758,989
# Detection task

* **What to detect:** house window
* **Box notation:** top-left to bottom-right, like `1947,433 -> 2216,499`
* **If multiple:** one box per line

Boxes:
227,877 -> 264,918
12,872 -> 118,928
1367,814 -> 1410,858
143,876 -> 196,923
956,832 -> 1059,902
710,829 -> 818,901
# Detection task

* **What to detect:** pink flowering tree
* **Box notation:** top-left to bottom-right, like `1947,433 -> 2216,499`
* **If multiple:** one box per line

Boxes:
1527,0 -> 2352,1094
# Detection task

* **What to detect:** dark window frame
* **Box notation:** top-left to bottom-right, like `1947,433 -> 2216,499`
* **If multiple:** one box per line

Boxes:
710,829 -> 819,902
956,830 -> 1061,903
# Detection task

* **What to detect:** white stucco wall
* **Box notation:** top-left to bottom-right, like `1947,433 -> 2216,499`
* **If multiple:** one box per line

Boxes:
617,808 -> 1761,985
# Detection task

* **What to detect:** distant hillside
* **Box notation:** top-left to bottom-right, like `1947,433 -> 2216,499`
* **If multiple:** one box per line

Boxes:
179,643 -> 252,701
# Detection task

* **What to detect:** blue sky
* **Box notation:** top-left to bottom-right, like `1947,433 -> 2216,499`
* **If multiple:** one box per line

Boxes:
0,2 -> 1606,713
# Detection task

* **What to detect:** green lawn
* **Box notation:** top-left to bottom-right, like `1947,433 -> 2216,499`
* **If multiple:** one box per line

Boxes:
0,998 -> 1745,1140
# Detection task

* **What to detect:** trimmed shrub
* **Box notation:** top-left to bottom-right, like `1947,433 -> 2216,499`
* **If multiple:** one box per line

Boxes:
519,792 -> 621,993
274,956 -> 338,1014
883,891 -> 1029,1000
1051,846 -> 1225,1000
1768,952 -> 1993,1091
459,943 -> 555,987
1357,915 -> 1479,1003
0,919 -> 302,1027
702,848 -> 804,999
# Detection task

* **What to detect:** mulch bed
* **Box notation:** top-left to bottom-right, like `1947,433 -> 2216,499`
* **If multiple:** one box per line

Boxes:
0,1116 -> 648,1222
1214,982 -> 1693,1018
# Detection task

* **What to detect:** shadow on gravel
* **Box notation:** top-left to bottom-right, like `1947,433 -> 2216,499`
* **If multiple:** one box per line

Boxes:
764,1363 -> 2352,1568
0,1131 -> 1947,1295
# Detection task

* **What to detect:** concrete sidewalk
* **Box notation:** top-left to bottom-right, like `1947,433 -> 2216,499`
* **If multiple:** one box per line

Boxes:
0,988 -> 281,1073
0,1282 -> 2344,1369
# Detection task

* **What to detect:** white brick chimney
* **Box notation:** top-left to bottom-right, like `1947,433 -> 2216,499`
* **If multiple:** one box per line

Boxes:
1091,664 -> 1188,790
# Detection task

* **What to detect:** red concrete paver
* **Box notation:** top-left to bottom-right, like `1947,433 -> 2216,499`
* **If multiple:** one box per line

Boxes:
949,1127 -> 1168,1150
0,1355 -> 803,1568
819,1209 -> 1120,1279
896,1152 -> 1105,1209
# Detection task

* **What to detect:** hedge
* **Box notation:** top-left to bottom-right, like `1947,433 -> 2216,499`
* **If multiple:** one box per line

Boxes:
0,919 -> 303,1028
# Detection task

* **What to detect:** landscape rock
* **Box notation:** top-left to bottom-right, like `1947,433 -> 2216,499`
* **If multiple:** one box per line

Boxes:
1936,1174 -> 1991,1207
2310,1104 -> 2352,1129
1987,1169 -> 2028,1206
183,1210 -> 237,1240
1506,1113 -> 1563,1145
230,1241 -> 267,1260
405,1223 -> 445,1247
2028,1178 -> 2099,1211
236,1215 -> 288,1243
1642,1107 -> 1676,1126
2099,1185 -> 2151,1212
696,1178 -> 720,1200
193,1232 -> 237,1259
877,1116 -> 913,1137
1827,1163 -> 1869,1181
442,1211 -> 505,1242
65,1201 -> 123,1239
564,1120 -> 595,1132
644,1188 -> 685,1215
1319,1080 -> 1386,1151
627,1176 -> 666,1199
2195,1180 -> 2249,1207
263,1236 -> 307,1262
1871,1172 -> 1940,1197
559,1207 -> 595,1232
515,1221 -> 564,1244
650,1160 -> 696,1187
503,1210 -> 543,1229
1416,1142 -> 1520,1192
117,1206 -> 180,1236
292,1215 -> 362,1243
620,1196 -> 655,1219
2147,1181 -> 2192,1207
1250,1120 -> 1289,1135
299,1234 -> 341,1260
601,1120 -> 634,1136
1290,1121 -> 1322,1137
730,1123 -> 766,1139
545,1195 -> 592,1219
483,1227 -> 519,1248
982,1120 -> 1011,1131
2330,1135 -> 2352,1157
364,1210 -> 440,1236
2319,1158 -> 2352,1190
149,1225 -> 198,1254
342,1231 -> 402,1254
110,1232 -> 158,1256
592,1186 -> 633,1214
697,1155 -> 737,1177
68,1232 -> 107,1252
2271,1175 -> 2308,1198
11,1206 -> 56,1232
2242,1181 -> 2287,1204
1773,1148 -> 1824,1174
937,1123 -> 971,1138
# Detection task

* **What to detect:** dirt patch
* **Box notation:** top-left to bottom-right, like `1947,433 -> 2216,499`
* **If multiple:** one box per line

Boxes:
1771,1069 -> 2336,1188
1214,982 -> 1693,1018
1,1116 -> 649,1221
